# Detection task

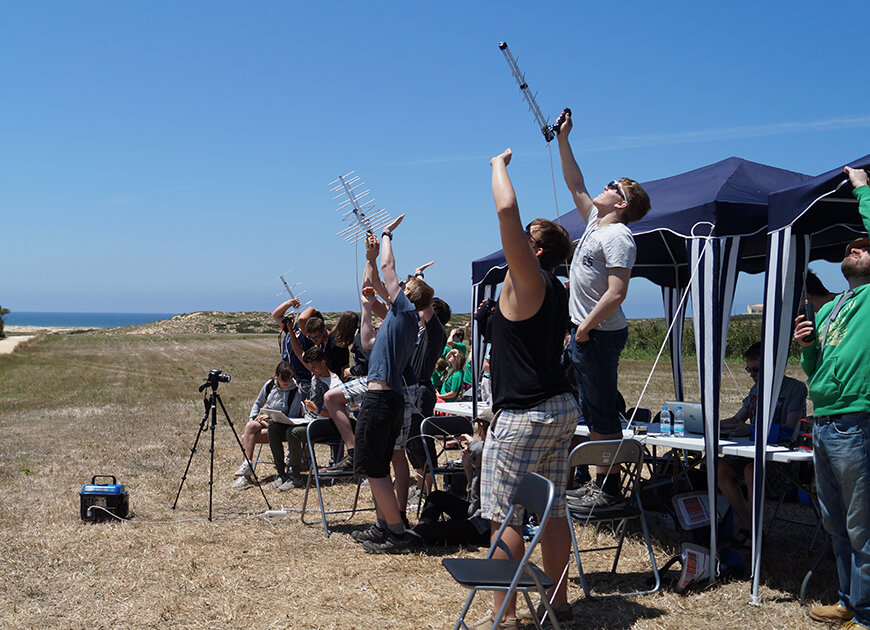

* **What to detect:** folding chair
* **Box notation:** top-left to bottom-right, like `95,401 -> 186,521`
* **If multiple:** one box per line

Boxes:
299,418 -> 373,537
568,439 -> 661,599
442,473 -> 562,630
419,415 -> 474,492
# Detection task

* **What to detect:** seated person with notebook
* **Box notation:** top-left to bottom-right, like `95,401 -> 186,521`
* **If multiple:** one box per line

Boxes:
267,347 -> 342,491
231,361 -> 299,490
717,341 -> 807,542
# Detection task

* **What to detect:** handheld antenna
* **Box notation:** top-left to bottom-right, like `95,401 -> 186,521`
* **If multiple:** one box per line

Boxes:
330,171 -> 394,243
275,271 -> 311,310
498,41 -> 558,142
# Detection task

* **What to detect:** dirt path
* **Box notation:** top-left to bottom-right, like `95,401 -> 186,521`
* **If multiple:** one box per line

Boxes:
0,335 -> 35,354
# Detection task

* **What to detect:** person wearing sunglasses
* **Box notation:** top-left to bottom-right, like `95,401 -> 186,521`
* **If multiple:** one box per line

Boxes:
554,108 -> 651,510
717,342 -> 807,544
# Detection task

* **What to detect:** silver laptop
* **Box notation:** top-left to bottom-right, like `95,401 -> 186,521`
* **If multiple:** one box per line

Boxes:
664,401 -> 705,435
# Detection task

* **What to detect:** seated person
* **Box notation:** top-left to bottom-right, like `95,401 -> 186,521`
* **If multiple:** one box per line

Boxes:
717,341 -> 807,540
232,361 -> 299,490
438,349 -> 466,401
267,347 -> 342,491
412,421 -> 490,547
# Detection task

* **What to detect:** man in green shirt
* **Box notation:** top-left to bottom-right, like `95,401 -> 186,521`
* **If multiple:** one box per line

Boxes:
795,166 -> 870,628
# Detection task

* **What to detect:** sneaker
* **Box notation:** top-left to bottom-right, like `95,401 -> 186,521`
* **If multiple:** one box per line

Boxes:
351,523 -> 387,544
469,613 -> 520,630
233,461 -> 252,477
518,602 -> 574,625
566,480 -> 599,500
568,487 -> 621,511
809,603 -> 854,624
273,475 -> 287,489
232,476 -> 253,490
843,621 -> 869,629
362,531 -> 412,554
278,476 -> 304,491
326,454 -> 354,473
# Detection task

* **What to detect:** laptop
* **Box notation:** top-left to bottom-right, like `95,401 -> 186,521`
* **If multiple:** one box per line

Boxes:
664,401 -> 705,435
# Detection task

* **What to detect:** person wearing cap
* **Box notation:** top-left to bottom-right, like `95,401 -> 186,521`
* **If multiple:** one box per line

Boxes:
795,166 -> 870,628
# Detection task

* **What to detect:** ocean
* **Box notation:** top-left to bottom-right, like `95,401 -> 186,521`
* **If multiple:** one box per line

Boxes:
4,312 -> 177,328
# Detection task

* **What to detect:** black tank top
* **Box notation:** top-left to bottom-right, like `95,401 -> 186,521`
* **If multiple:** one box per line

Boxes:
490,270 -> 572,411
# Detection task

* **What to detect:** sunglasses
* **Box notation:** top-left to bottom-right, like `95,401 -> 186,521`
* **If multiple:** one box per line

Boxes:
606,179 -> 628,202
745,366 -> 760,374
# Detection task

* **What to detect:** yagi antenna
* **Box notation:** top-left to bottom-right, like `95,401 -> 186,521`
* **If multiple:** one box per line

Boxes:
330,171 -> 394,243
275,271 -> 311,310
498,41 -> 568,143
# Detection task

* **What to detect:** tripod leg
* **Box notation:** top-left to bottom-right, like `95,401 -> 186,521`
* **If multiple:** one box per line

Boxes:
216,394 -> 272,511
172,407 -> 211,510
209,395 -> 217,522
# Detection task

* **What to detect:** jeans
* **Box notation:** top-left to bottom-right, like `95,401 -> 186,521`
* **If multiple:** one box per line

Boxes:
814,413 -> 870,626
568,327 -> 628,436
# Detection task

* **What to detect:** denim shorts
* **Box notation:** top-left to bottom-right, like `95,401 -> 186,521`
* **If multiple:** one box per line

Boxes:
568,327 -> 628,436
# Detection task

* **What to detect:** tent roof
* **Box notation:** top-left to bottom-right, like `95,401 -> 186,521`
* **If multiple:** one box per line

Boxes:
472,157 -> 810,287
768,153 -> 870,264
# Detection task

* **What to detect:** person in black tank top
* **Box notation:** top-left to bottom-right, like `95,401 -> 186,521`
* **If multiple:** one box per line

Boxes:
476,148 -> 580,627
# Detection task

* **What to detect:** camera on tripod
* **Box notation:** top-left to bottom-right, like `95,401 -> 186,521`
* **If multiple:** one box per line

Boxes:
200,369 -> 231,392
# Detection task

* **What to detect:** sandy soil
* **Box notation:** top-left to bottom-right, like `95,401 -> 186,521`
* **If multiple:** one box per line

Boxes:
0,326 -> 94,354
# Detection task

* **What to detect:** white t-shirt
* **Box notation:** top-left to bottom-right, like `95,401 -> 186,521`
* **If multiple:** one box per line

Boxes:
568,206 -> 636,331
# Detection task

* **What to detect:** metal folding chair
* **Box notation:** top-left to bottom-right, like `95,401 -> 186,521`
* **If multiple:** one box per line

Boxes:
568,439 -> 661,599
442,473 -> 562,630
299,417 -> 373,537
415,415 -> 474,506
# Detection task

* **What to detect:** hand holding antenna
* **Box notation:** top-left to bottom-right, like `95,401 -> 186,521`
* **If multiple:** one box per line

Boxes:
554,108 -> 572,136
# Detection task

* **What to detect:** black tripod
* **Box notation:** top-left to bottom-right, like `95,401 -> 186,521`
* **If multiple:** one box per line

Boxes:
172,372 -> 271,520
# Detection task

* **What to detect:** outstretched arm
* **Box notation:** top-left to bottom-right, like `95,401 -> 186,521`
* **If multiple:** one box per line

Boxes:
359,287 -> 378,350
380,214 -> 405,302
491,149 -> 545,320
284,316 -> 307,363
556,110 -> 594,222
363,233 -> 390,303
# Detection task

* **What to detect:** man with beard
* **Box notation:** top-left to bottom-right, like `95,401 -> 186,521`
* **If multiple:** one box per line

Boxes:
795,166 -> 870,628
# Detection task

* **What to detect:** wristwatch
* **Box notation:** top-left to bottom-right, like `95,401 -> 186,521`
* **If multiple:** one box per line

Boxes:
382,230 -> 393,239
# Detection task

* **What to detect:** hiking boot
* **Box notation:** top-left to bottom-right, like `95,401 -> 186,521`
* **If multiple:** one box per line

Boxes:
326,454 -> 354,473
232,476 -> 253,490
362,531 -> 412,554
469,613 -> 520,630
351,523 -> 387,544
809,603 -> 854,624
518,602 -> 574,625
233,461 -> 252,477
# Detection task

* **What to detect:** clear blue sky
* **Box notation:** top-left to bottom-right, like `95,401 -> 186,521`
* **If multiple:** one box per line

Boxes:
2,2 -> 867,317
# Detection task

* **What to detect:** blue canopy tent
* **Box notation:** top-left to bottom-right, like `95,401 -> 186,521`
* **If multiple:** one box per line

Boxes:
471,156 -> 810,581
753,153 -> 870,603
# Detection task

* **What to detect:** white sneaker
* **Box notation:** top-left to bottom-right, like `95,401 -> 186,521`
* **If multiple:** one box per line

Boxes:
232,476 -> 252,490
234,461 -> 252,477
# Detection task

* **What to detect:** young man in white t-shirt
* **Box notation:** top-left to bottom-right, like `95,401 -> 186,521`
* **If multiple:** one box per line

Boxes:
556,109 -> 651,509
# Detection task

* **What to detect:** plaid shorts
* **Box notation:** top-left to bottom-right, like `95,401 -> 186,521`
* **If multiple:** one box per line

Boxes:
480,392 -> 580,525
394,383 -> 421,450
339,376 -> 368,407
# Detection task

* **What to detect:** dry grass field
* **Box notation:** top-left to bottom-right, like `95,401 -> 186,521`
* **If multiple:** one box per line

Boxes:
0,329 -> 837,629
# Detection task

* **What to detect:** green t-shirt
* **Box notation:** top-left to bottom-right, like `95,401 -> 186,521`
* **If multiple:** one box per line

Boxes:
441,341 -> 467,358
440,371 -> 464,397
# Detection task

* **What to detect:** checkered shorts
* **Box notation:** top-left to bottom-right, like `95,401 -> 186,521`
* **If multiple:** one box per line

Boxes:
480,392 -> 580,524
394,383 -> 421,450
339,376 -> 368,407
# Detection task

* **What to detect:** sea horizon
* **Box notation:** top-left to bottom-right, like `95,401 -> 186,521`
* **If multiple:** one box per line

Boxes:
4,311 -> 178,329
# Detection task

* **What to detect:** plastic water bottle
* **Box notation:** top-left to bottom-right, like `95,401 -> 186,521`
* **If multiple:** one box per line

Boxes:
660,406 -> 672,436
673,406 -> 685,438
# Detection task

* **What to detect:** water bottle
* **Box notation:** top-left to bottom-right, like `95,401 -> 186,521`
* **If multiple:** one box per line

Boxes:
673,406 -> 685,438
660,406 -> 672,436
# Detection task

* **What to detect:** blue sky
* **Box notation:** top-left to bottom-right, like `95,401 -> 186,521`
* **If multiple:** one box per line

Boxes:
2,2 -> 867,317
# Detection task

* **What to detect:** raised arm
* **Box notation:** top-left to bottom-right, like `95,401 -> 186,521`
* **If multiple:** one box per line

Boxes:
363,233 -> 390,303
380,214 -> 405,302
359,286 -> 378,350
272,298 -> 301,324
556,110 -> 594,221
845,166 -> 870,232
490,149 -> 545,320
284,317 -> 307,363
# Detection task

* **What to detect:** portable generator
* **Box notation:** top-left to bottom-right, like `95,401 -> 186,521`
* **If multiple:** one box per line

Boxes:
80,474 -> 129,522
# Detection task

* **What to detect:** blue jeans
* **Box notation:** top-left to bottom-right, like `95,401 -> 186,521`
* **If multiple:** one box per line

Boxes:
568,327 -> 628,436
814,413 -> 870,626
